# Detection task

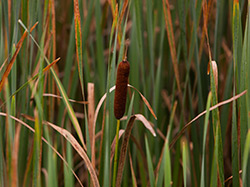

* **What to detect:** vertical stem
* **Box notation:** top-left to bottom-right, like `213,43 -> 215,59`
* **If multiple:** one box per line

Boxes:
112,119 -> 120,187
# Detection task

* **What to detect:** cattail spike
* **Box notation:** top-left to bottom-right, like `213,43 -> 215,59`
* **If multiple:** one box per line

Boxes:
114,60 -> 130,119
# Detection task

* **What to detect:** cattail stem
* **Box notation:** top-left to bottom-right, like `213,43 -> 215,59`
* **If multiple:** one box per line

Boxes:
112,119 -> 120,187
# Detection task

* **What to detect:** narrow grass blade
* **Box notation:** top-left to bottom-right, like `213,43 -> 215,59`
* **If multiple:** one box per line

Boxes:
155,102 -> 177,187
164,141 -> 171,187
0,112 -> 83,187
170,90 -> 247,149
95,0 -> 106,94
200,92 -> 212,187
32,110 -> 42,187
232,88 -> 239,187
73,0 -> 84,98
102,112 -> 110,187
145,136 -> 155,187
73,0 -> 90,161
4,81 -> 12,184
48,142 -> 58,187
190,0 -> 204,111
112,119 -> 120,187
182,138 -> 190,187
128,152 -> 137,187
242,130 -> 250,186
146,0 -> 155,85
0,57 -> 60,109
23,114 -> 100,187
232,1 -> 240,186
28,76 -> 44,187
134,0 -> 147,111
64,139 -> 74,187
213,0 -> 225,61
88,83 -> 95,169
98,6 -> 118,185
0,22 -> 38,93
166,101 -> 178,141
18,20 -> 86,150
241,2 -> 250,185
162,0 -> 182,97
110,129 -> 125,164
10,125 -> 20,187
209,58 -> 224,186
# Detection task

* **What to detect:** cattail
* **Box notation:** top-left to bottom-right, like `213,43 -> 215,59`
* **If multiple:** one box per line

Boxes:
114,60 -> 130,119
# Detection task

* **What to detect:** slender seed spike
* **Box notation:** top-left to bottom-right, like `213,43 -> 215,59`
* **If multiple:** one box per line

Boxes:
114,60 -> 130,119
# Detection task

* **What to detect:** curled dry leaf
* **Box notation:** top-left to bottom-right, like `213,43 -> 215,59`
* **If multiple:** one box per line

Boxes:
41,168 -> 49,186
93,84 -> 157,134
93,86 -> 115,138
109,128 -> 148,169
207,60 -> 218,91
0,57 -> 61,109
133,114 -> 156,136
170,90 -> 247,149
22,114 -> 100,187
121,115 -> 157,137
0,22 -> 38,93
116,115 -> 136,187
110,129 -> 125,166
110,113 -> 157,165
128,85 -> 157,120
116,114 -> 156,187
36,93 -> 88,104
0,112 -> 83,187
0,57 -> 10,73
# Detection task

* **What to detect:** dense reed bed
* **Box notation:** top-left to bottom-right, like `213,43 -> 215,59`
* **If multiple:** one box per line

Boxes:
0,0 -> 250,186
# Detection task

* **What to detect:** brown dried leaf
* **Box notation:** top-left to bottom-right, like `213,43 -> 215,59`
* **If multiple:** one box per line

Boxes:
129,151 -> 137,187
199,0 -> 214,60
207,60 -> 218,91
128,85 -> 157,120
162,0 -> 182,96
117,0 -> 129,45
0,112 -> 83,187
109,127 -> 147,170
11,125 -> 21,187
36,93 -> 88,104
116,115 -> 136,187
73,0 -> 85,99
23,114 -> 100,187
43,57 -> 60,73
121,115 -> 157,137
134,114 -> 156,136
110,129 -> 125,164
212,60 -> 218,91
94,86 -> 115,130
116,114 -> 156,187
170,90 -> 247,149
0,57 -> 9,73
88,83 -> 95,170
0,22 -> 38,93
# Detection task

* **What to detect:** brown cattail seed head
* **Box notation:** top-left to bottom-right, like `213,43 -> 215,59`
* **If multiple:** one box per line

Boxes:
114,60 -> 130,119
